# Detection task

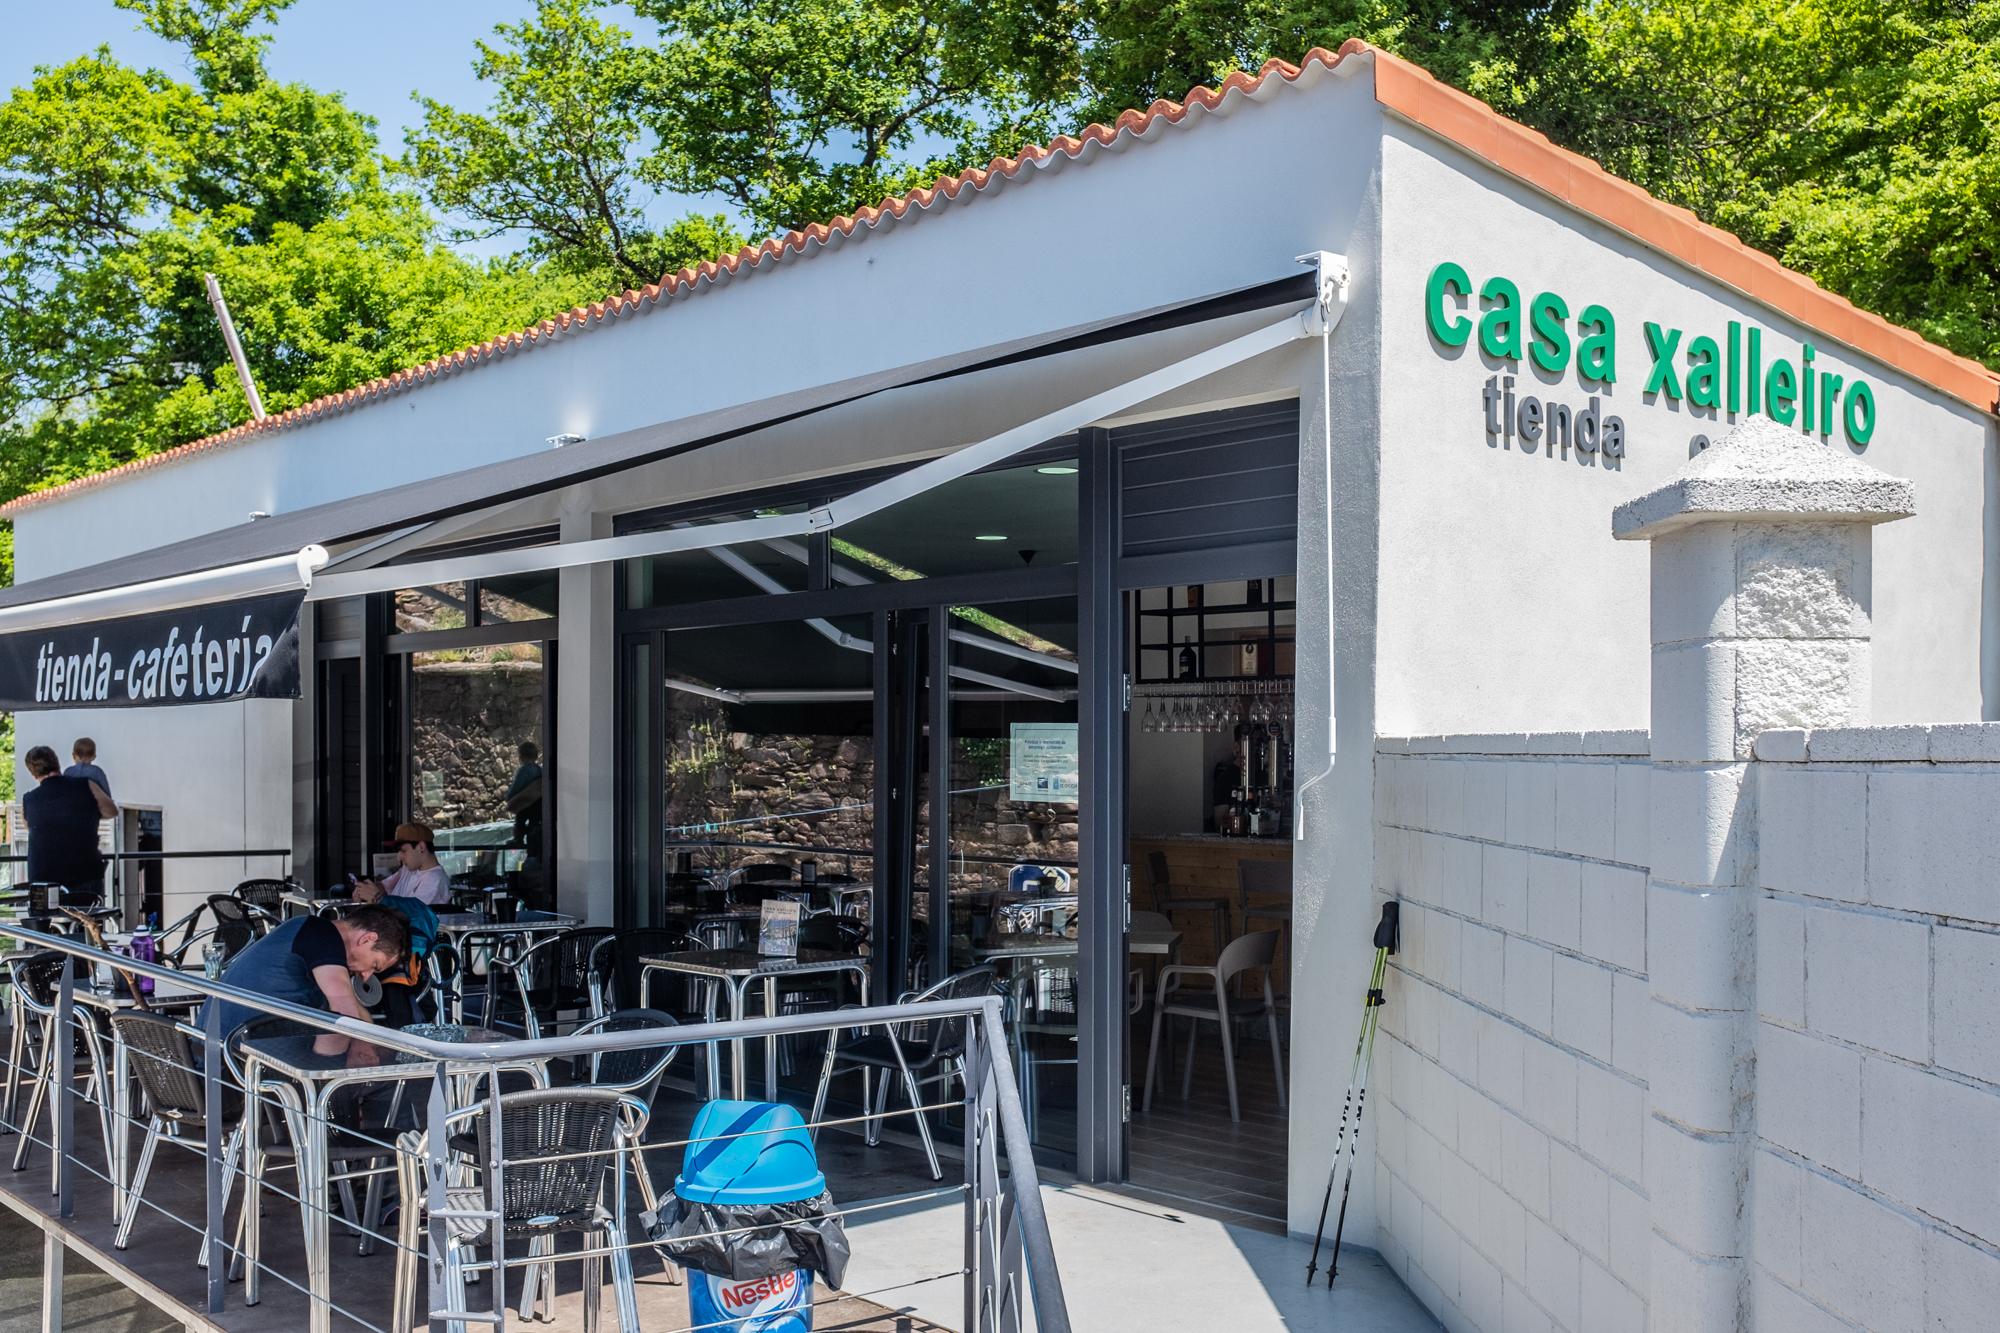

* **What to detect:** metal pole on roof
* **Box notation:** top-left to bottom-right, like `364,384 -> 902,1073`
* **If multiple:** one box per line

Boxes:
203,272 -> 267,421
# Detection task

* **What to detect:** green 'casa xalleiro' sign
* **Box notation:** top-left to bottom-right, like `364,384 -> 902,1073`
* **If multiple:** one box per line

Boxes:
1425,261 -> 1877,451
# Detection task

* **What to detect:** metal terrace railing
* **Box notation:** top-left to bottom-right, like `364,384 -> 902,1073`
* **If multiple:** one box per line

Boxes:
0,924 -> 1068,1333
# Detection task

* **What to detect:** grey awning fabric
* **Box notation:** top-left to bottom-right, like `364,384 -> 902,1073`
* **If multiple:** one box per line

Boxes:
0,272 -> 1312,611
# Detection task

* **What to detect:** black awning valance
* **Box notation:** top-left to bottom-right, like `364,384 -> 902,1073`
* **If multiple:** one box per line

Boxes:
0,589 -> 304,710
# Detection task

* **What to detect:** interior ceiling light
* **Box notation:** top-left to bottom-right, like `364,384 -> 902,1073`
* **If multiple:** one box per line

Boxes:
974,534 -> 1007,541
1035,464 -> 1079,475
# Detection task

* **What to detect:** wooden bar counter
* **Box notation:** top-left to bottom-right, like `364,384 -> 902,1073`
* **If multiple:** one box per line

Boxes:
1129,833 -> 1293,981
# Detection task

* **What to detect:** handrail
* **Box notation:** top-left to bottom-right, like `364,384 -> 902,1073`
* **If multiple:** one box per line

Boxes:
1,923 -> 994,1063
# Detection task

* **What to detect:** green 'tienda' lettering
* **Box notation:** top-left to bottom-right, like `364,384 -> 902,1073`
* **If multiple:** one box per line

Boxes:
1644,323 -> 1683,397
1479,276 -> 1523,360
1529,291 -> 1571,375
1425,261 -> 1472,348
1576,305 -> 1616,385
1686,336 -> 1721,409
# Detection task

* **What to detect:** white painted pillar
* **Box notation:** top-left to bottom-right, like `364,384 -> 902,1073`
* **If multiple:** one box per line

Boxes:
555,497 -> 618,926
1614,416 -> 1913,1329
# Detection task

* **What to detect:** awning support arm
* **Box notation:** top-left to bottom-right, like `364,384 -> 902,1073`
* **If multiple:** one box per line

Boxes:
306,305 -> 1315,603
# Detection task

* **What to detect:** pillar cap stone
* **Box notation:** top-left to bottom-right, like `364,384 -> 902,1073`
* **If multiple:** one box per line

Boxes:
1613,415 -> 1915,541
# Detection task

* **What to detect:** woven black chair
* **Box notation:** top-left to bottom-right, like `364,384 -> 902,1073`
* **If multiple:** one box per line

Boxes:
391,1088 -> 651,1330
810,965 -> 997,1180
7,950 -> 112,1175
489,927 -> 618,1038
164,894 -> 268,968
231,878 -> 293,917
588,928 -> 694,1016
108,1012 -> 246,1262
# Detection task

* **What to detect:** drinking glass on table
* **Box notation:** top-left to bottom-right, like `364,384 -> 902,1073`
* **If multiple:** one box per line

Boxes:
202,942 -> 228,981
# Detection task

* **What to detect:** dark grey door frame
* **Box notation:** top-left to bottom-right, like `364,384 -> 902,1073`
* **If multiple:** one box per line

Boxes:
1076,427 -> 1124,1183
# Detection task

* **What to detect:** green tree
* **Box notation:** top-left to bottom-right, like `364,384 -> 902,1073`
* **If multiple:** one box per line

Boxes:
405,0 -> 745,287
1530,0 -> 2000,369
0,0 -> 590,516
632,0 -> 1081,234
1073,0 -> 1576,125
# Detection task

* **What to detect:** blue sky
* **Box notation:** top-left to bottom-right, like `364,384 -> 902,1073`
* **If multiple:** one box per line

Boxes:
0,0 -> 718,255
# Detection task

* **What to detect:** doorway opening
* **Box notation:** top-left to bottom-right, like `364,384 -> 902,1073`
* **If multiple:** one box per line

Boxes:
1124,573 -> 1296,1223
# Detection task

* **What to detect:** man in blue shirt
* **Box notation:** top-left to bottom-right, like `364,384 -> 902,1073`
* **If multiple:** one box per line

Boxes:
201,905 -> 409,1041
21,745 -> 114,904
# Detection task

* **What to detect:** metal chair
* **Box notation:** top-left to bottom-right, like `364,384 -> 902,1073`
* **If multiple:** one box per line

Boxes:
231,878 -> 295,917
810,965 -> 997,1180
1238,858 -> 1292,929
389,1088 -> 650,1331
1146,850 -> 1230,959
8,950 -> 115,1177
590,927 -> 692,1014
1143,929 -> 1287,1123
163,894 -> 270,969
108,1012 -> 242,1264
489,927 -> 618,1039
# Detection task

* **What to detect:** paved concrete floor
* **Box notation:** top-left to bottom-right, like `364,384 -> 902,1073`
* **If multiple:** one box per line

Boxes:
0,1206 -> 177,1333
846,1182 -> 1441,1332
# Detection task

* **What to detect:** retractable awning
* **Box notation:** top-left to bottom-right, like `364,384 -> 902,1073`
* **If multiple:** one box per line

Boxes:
0,265 -> 1337,710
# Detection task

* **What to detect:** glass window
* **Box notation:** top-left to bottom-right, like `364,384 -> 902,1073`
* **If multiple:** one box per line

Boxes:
836,456 -> 1078,582
659,617 -> 877,891
394,583 -> 470,634
479,571 -> 558,624
624,506 -> 812,609
405,642 -> 550,907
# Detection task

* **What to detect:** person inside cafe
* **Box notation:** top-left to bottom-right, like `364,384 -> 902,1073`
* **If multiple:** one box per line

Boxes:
349,877 -> 441,1026
505,740 -> 543,847
355,821 -> 450,906
201,904 -> 409,1045
21,744 -> 115,905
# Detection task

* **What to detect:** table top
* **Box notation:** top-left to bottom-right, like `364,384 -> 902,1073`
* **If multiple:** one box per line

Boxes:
434,910 -> 577,934
1129,927 -> 1182,956
639,948 -> 868,979
242,1024 -> 524,1081
74,977 -> 208,1010
974,934 -> 1080,960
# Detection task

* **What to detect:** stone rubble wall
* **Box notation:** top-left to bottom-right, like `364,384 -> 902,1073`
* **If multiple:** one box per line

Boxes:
662,695 -> 1079,893
408,657 -> 544,834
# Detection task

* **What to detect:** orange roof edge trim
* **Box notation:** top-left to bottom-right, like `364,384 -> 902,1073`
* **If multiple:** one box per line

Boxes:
1368,45 -> 1999,418
5,38 -> 1991,519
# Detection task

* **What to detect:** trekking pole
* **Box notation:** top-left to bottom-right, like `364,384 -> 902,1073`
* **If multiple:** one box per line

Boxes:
1304,900 -> 1399,1286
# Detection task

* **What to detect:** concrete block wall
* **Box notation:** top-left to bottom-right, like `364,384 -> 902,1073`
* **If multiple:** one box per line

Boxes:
1372,733 -> 1651,1333
1749,723 -> 2000,1331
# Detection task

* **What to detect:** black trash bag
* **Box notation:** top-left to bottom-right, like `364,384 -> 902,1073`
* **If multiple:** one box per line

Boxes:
646,1190 -> 851,1289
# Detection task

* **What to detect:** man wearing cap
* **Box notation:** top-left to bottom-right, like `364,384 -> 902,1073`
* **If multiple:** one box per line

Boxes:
356,822 -> 451,905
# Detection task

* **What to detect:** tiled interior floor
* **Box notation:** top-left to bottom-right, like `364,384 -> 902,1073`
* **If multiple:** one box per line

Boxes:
1127,1009 -> 1289,1223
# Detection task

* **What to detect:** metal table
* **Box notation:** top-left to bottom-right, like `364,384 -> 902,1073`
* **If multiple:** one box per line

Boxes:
638,949 -> 869,1100
281,890 -> 354,919
238,1025 -> 548,1332
79,977 -> 207,1227
434,910 -> 579,1019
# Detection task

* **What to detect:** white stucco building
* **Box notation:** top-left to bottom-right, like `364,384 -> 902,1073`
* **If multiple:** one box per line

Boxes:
4,41 -> 1996,1331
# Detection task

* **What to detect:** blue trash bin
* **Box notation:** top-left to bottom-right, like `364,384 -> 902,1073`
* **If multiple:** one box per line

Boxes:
677,1101 -> 830,1333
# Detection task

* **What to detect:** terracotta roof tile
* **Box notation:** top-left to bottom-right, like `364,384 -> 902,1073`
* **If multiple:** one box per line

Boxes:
7,38 -> 1991,519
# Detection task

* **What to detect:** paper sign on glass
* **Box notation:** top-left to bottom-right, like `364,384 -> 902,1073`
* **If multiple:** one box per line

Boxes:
1008,722 -> 1079,803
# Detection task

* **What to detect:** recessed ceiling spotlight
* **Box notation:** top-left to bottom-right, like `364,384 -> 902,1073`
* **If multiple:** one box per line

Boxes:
974,534 -> 1007,542
1035,464 -> 1078,475
547,432 -> 586,448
